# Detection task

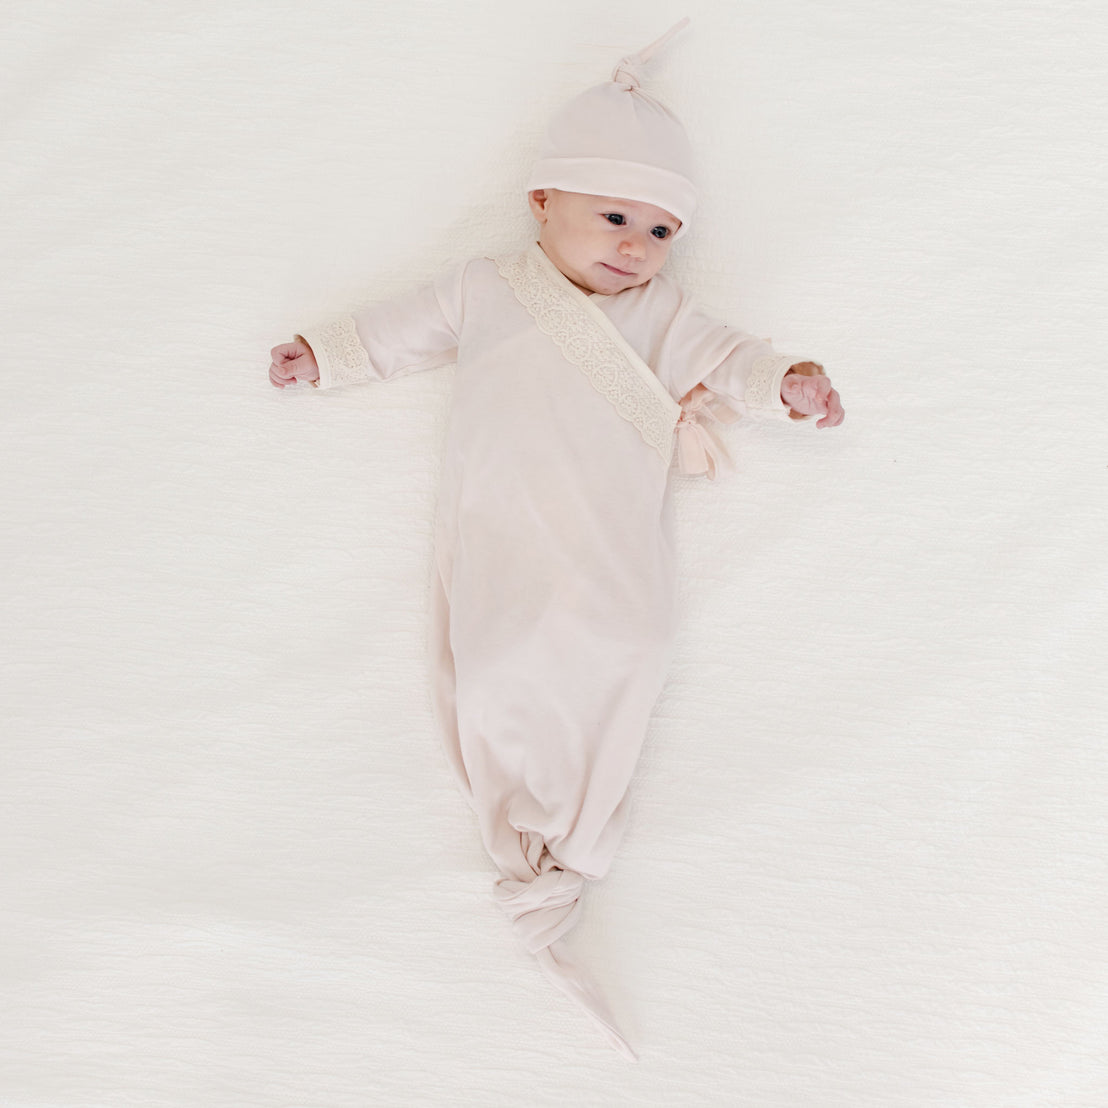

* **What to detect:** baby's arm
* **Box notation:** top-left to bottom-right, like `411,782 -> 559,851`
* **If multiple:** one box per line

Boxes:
664,293 -> 843,428
268,337 -> 320,389
267,264 -> 468,393
781,362 -> 845,428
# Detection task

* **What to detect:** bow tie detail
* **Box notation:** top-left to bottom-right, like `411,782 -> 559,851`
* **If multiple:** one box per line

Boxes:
675,384 -> 740,480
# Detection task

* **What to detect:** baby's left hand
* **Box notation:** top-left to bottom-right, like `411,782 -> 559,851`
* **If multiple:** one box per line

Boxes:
781,364 -> 844,428
269,338 -> 320,389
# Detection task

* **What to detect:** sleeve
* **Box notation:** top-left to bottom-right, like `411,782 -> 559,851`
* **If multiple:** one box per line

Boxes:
296,261 -> 468,391
663,296 -> 821,422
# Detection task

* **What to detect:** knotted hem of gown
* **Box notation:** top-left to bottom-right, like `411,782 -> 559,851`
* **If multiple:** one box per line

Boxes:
494,860 -> 638,1061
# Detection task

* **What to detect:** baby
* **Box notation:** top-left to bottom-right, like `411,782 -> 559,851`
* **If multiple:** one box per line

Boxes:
268,21 -> 842,1060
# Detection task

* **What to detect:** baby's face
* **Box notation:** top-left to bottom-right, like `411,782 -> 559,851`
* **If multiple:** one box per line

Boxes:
528,189 -> 680,295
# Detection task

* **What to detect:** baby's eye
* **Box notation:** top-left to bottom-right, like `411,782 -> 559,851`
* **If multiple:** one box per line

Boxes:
651,226 -> 671,240
604,213 -> 626,226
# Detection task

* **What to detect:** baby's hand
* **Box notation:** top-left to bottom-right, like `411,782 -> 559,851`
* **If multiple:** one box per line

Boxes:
781,364 -> 844,428
269,338 -> 320,389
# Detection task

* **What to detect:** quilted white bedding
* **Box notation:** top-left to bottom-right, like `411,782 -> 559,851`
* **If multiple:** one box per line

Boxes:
3,1 -> 1106,1104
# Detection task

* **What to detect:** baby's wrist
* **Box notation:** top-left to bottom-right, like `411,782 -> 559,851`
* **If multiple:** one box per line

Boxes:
785,361 -> 823,377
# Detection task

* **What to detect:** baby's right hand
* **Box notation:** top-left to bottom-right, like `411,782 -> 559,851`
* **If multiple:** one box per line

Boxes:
269,338 -> 320,389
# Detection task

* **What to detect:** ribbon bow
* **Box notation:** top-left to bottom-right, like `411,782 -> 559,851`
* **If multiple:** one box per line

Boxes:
675,384 -> 740,480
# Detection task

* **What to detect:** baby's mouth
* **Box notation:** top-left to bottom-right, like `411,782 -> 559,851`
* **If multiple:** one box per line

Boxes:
601,263 -> 635,277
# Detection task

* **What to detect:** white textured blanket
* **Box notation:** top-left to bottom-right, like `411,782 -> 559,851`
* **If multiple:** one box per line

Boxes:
3,2 -> 1106,1104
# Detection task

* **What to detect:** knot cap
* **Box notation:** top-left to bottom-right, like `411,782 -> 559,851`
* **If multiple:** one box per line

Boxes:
528,18 -> 697,237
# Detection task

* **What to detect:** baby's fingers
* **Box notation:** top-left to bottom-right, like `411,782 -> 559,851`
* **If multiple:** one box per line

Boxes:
269,357 -> 307,388
271,341 -> 307,362
816,387 -> 845,428
782,373 -> 831,415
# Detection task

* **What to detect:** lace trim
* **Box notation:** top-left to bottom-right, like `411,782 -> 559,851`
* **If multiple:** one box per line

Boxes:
495,249 -> 678,463
315,317 -> 370,388
746,354 -> 794,411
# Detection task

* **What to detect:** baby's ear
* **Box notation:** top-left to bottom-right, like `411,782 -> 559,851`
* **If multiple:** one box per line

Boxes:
527,189 -> 551,222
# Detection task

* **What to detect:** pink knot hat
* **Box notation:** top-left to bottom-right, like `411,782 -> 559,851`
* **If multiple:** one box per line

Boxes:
526,18 -> 697,237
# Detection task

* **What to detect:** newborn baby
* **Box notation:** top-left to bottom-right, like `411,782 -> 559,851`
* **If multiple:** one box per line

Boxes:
269,20 -> 843,1059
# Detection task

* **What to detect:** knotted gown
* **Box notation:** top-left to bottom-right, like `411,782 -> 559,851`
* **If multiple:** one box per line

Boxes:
299,243 -> 808,1058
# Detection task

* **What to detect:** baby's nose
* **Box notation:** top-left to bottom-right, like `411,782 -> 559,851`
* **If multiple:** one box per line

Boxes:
619,235 -> 646,260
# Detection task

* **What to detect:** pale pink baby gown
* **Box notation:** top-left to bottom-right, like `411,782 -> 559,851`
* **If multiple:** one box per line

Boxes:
299,242 -> 806,1058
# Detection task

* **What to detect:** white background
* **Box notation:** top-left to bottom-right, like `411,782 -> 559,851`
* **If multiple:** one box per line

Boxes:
3,1 -> 1106,1104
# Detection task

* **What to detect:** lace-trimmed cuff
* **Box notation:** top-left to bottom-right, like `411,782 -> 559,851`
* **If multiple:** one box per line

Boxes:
746,354 -> 808,420
297,317 -> 371,390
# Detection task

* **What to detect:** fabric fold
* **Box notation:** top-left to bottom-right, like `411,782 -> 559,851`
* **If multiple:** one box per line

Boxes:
495,858 -> 638,1062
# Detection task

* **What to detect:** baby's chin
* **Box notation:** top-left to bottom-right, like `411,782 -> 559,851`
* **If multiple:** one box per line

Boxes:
563,268 -> 619,295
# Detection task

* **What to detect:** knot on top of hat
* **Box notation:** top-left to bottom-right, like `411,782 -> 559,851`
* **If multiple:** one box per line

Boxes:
611,16 -> 690,87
